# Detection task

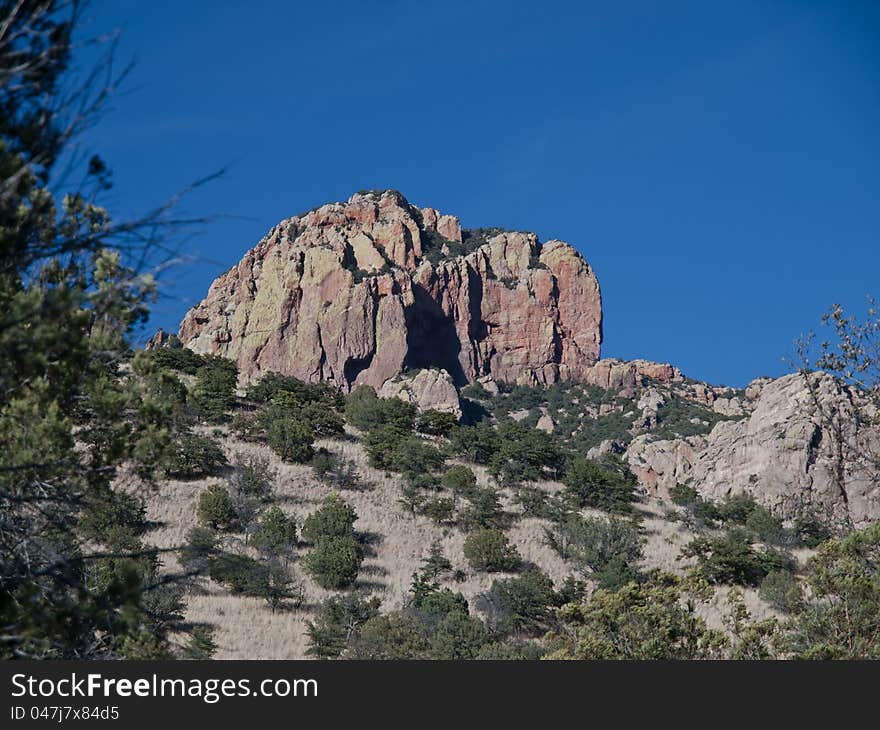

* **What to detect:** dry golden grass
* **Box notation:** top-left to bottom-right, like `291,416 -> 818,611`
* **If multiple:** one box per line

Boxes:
142,431 -> 794,658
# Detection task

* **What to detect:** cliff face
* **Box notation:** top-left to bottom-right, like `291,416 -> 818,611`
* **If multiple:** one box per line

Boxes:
626,373 -> 880,528
179,190 -> 602,389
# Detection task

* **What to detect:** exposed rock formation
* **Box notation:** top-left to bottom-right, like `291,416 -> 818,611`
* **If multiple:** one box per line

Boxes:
377,369 -> 462,420
145,328 -> 182,350
179,190 -> 602,390
627,373 -> 880,527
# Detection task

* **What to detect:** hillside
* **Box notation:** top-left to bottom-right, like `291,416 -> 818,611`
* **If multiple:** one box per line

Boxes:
127,189 -> 880,660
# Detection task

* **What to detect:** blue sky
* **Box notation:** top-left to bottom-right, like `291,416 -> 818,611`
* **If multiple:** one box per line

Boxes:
76,1 -> 879,387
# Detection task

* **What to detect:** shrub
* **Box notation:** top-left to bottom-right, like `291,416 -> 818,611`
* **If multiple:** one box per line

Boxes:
759,570 -> 803,613
421,496 -> 455,525
311,449 -> 367,491
669,483 -> 700,507
189,356 -> 238,423
489,421 -> 565,484
301,494 -> 358,543
163,432 -> 227,479
416,409 -> 458,437
428,612 -> 490,660
546,573 -> 728,659
441,464 -> 478,500
246,372 -> 343,409
179,526 -> 218,571
363,427 -> 444,474
545,513 -> 643,577
303,535 -> 364,589
418,541 -> 454,581
197,484 -> 236,531
562,457 -> 638,514
79,490 -> 146,545
345,386 -> 416,432
228,452 -> 275,501
459,486 -> 506,530
448,422 -> 499,464
594,554 -> 642,591
512,484 -> 549,517
485,570 -> 559,634
306,595 -> 381,658
347,612 -> 429,659
266,417 -> 315,463
684,528 -> 796,586
140,346 -> 206,375
250,506 -> 297,560
463,529 -> 521,572
792,510 -> 833,548
744,504 -> 786,545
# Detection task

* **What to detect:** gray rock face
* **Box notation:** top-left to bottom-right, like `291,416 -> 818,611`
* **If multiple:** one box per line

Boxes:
627,372 -> 880,527
378,368 -> 462,420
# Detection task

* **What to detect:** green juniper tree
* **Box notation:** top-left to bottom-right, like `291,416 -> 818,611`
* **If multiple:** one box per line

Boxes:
0,0 -> 214,658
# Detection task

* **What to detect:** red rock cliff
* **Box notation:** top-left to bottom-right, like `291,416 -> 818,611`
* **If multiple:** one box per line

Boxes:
178,190 -> 602,389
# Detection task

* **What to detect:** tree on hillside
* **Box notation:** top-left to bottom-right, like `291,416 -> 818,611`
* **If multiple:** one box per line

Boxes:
0,1 -> 214,658
796,300 -> 880,530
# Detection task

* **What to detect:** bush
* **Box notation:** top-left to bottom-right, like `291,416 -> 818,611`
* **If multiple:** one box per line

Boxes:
594,554 -> 642,591
345,386 -> 416,432
140,346 -> 206,375
311,449 -> 367,491
684,528 -> 796,586
347,612 -> 429,659
179,526 -> 218,571
545,513 -> 643,578
744,505 -> 786,545
250,506 -> 297,560
416,409 -> 458,437
163,432 -> 227,479
197,484 -> 236,531
669,483 -> 700,507
421,496 -> 455,525
459,486 -> 506,530
562,457 -> 638,514
428,612 -> 490,660
792,510 -> 833,548
301,494 -> 358,543
266,416 -> 315,463
512,484 -> 549,517
463,529 -> 521,572
759,570 -> 803,613
306,595 -> 381,658
189,356 -> 238,423
245,373 -> 343,409
442,465 -> 478,500
448,422 -> 499,465
485,570 -> 559,634
228,452 -> 275,501
303,536 -> 364,589
363,426 -> 444,474
489,421 -> 564,484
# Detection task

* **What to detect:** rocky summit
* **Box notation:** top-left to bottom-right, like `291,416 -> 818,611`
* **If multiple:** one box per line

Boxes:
179,189 -> 602,390
175,189 -> 880,527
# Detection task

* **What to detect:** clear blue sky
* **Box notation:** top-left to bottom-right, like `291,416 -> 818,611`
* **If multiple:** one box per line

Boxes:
77,0 -> 879,387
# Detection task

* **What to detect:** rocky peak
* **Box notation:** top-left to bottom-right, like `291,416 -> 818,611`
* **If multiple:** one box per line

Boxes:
178,190 -> 602,391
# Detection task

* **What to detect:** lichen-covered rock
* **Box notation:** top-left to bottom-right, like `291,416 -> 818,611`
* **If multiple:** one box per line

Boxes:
378,368 -> 462,420
179,190 -> 602,390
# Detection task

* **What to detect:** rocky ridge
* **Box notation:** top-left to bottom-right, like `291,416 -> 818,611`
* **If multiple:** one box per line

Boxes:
174,189 -> 880,526
179,189 -> 602,391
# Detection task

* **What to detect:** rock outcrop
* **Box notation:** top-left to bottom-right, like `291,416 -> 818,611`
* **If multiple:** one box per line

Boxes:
179,190 -> 602,390
377,369 -> 462,420
627,373 -> 880,527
